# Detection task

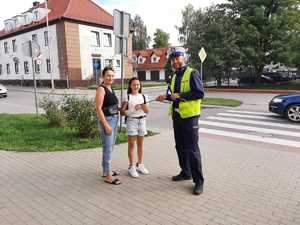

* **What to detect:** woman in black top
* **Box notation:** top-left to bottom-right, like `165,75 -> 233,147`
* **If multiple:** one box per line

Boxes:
96,67 -> 121,185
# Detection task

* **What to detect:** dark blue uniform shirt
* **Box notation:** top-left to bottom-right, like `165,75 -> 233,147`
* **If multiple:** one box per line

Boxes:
166,66 -> 205,109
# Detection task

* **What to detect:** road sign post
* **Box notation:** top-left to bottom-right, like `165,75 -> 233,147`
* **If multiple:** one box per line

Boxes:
28,40 -> 41,116
198,47 -> 207,80
114,9 -> 130,131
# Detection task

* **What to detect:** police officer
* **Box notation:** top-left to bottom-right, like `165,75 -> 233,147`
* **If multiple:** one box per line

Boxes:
156,47 -> 204,195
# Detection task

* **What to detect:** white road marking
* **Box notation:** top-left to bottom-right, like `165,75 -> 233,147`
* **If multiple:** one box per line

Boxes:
199,120 -> 300,137
227,110 -> 274,116
199,128 -> 300,148
218,113 -> 283,121
206,116 -> 300,130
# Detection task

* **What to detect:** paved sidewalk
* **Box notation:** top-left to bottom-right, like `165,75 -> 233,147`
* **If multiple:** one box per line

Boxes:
0,131 -> 299,225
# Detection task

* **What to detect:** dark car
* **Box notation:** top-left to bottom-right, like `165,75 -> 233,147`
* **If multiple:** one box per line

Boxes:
269,93 -> 300,122
261,72 -> 290,83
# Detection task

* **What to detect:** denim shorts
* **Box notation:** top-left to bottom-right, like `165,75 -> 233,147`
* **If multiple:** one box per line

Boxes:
126,117 -> 147,136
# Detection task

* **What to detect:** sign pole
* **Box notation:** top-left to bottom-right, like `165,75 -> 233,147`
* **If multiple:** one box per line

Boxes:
29,41 -> 39,116
45,0 -> 54,90
120,11 -> 125,131
198,47 -> 207,81
114,9 -> 130,131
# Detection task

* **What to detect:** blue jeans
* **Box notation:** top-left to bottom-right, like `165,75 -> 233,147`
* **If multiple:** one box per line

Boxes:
98,115 -> 119,175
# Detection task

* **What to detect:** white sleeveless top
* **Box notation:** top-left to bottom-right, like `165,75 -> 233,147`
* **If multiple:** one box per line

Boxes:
126,93 -> 148,117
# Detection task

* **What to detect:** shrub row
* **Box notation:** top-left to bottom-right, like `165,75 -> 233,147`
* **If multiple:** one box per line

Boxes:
39,96 -> 98,138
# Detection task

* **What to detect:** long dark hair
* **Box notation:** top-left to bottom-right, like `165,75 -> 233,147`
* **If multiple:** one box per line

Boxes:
127,77 -> 142,94
102,66 -> 114,76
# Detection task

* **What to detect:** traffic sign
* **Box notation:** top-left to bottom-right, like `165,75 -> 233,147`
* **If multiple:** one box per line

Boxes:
198,47 -> 207,63
36,59 -> 42,65
32,40 -> 41,59
113,9 -> 130,38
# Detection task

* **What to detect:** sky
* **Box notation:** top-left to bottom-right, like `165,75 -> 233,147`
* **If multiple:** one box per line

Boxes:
0,0 -> 225,46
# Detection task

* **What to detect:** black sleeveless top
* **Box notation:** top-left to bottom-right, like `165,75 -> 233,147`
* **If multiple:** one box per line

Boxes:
100,84 -> 119,116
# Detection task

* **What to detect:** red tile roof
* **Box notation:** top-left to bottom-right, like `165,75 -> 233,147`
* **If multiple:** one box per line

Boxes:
0,0 -> 113,38
133,47 -> 169,70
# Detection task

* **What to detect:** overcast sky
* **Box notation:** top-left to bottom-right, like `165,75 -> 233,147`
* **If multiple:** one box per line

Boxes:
0,0 -> 225,46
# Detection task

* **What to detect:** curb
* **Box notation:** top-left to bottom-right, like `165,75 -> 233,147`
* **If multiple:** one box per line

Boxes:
206,88 -> 300,94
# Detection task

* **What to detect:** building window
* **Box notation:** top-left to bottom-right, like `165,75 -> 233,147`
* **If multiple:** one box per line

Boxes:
116,60 -> 121,67
14,62 -> 19,74
34,60 -> 40,74
105,59 -> 113,67
91,31 -> 100,46
138,57 -> 144,64
46,59 -> 51,73
132,56 -> 137,63
152,57 -> 157,63
12,40 -> 17,52
24,61 -> 29,74
6,64 -> 10,74
104,33 -> 112,47
34,10 -> 39,21
32,34 -> 38,42
0,64 -> 2,75
44,31 -> 48,46
4,42 -> 8,54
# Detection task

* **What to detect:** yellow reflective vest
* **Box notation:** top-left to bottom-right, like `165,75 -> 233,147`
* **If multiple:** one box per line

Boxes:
168,67 -> 202,118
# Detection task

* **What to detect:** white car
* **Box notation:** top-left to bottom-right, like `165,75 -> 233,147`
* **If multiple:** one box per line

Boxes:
0,84 -> 7,98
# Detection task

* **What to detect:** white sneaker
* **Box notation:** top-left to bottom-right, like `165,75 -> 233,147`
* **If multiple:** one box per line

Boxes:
136,163 -> 149,175
128,165 -> 139,178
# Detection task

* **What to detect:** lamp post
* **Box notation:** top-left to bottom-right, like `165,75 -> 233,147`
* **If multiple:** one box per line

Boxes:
45,0 -> 54,90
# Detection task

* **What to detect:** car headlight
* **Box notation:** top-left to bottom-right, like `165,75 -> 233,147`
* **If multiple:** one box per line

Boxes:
272,98 -> 284,103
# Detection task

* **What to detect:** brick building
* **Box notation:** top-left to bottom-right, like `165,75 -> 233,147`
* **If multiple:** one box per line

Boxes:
0,0 -> 133,87
133,47 -> 169,81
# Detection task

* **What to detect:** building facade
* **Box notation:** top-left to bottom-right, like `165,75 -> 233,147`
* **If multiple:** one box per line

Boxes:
0,0 -> 133,87
133,47 -> 169,81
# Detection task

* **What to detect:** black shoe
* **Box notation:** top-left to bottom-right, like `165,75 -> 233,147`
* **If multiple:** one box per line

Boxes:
193,184 -> 203,195
172,174 -> 191,181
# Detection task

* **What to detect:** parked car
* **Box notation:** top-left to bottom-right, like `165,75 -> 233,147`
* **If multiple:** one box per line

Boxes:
0,84 -> 7,98
269,93 -> 300,122
261,72 -> 290,83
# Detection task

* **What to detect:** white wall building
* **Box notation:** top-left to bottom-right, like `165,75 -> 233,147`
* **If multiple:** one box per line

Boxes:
0,0 -> 133,87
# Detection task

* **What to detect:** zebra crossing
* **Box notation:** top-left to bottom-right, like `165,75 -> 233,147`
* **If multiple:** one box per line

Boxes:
199,110 -> 300,148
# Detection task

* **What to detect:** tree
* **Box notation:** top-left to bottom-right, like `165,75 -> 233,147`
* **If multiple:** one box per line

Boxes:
132,15 -> 151,50
153,29 -> 170,48
177,4 -> 196,46
177,5 -> 241,86
220,0 -> 300,83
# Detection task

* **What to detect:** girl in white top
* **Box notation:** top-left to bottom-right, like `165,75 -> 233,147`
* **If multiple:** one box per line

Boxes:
121,77 -> 150,178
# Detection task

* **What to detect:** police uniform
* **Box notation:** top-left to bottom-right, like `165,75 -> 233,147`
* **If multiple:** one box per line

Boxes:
167,49 -> 205,192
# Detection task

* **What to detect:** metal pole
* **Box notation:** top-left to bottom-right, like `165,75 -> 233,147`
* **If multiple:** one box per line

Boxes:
45,0 -> 54,90
119,12 -> 125,131
66,72 -> 69,89
200,61 -> 203,81
29,41 -> 39,116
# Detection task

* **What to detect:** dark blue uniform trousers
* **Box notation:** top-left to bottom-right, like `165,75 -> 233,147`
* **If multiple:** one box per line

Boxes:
172,112 -> 204,185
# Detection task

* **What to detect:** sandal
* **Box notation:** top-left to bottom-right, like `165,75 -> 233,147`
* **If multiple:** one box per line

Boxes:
105,178 -> 122,185
102,171 -> 120,177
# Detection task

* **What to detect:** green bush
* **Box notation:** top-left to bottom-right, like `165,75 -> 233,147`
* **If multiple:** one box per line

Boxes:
62,96 -> 98,138
39,97 -> 66,127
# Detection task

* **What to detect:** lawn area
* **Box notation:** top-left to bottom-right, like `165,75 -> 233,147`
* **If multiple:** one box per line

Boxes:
203,98 -> 242,107
0,114 -> 129,152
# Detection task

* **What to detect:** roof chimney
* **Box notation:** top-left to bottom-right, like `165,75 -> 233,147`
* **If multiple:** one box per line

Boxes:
32,1 -> 40,8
